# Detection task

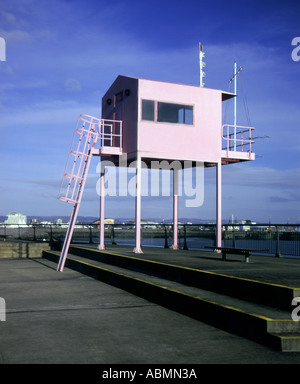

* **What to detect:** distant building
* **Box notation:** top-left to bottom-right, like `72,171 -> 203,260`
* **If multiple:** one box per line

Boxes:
55,218 -> 69,228
92,218 -> 115,225
4,212 -> 27,226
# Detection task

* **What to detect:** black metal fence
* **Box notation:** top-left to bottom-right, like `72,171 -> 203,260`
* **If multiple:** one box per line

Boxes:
0,223 -> 299,258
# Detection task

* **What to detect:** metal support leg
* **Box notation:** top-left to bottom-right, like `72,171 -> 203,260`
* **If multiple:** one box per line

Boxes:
216,161 -> 222,248
98,164 -> 105,250
134,156 -> 143,253
172,168 -> 179,249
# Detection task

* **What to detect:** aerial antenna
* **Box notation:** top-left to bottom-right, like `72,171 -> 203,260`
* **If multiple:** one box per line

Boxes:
199,43 -> 206,87
229,59 -> 242,151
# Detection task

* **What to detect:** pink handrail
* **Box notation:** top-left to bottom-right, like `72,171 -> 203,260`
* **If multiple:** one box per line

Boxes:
222,124 -> 255,155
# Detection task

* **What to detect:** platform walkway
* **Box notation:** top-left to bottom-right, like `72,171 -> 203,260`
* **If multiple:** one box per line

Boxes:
1,245 -> 300,364
76,244 -> 300,287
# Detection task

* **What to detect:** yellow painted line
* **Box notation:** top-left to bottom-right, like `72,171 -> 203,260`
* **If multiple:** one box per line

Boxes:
64,254 -> 295,323
45,250 -> 299,323
278,336 -> 300,339
71,246 -> 300,291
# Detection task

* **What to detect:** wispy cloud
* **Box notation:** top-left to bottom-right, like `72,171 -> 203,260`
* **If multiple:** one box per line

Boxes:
222,165 -> 300,189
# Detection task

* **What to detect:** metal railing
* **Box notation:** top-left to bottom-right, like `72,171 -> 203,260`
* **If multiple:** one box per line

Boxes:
58,115 -> 123,205
101,119 -> 123,149
0,223 -> 299,258
222,124 -> 255,154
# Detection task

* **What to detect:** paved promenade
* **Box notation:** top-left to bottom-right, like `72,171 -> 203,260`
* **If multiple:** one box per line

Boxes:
1,247 -> 300,364
87,244 -> 300,287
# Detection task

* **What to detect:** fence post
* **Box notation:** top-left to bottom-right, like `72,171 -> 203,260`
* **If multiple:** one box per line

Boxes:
232,226 -> 236,248
183,225 -> 188,250
275,227 -> 282,257
214,225 -> 217,247
110,225 -> 116,245
33,225 -> 37,241
164,225 -> 169,248
89,226 -> 94,244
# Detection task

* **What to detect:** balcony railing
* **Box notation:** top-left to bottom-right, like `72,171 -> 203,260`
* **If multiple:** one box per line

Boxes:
100,119 -> 123,150
58,115 -> 123,204
222,124 -> 255,155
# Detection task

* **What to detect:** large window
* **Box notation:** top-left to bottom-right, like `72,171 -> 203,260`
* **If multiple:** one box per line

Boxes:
158,102 -> 193,125
142,99 -> 193,125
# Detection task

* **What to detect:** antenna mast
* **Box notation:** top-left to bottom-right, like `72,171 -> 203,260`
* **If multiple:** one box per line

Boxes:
229,59 -> 242,151
199,43 -> 206,87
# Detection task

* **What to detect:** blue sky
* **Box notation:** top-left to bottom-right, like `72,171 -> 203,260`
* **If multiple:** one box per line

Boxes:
0,0 -> 299,223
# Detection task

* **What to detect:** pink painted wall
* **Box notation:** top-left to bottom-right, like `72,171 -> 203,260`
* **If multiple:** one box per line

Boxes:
138,78 -> 223,163
102,76 -> 230,163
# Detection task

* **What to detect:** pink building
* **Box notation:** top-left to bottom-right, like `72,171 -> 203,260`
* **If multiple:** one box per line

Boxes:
57,75 -> 255,271
101,75 -> 254,164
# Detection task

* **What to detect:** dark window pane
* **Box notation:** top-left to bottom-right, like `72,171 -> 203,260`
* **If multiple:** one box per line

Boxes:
157,102 -> 193,125
142,100 -> 155,121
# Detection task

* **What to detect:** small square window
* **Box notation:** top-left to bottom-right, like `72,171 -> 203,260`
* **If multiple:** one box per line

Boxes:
142,100 -> 155,121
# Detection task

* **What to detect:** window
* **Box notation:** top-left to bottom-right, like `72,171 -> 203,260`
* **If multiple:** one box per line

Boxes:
158,102 -> 193,125
142,100 -> 155,121
142,99 -> 193,125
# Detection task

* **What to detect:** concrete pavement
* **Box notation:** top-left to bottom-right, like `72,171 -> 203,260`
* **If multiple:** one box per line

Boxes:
1,252 -> 300,364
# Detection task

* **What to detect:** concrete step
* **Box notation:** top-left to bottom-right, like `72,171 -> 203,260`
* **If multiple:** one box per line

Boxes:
42,250 -> 300,352
68,245 -> 299,311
